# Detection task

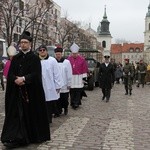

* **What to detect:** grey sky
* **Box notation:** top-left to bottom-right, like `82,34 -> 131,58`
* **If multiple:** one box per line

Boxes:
54,0 -> 149,43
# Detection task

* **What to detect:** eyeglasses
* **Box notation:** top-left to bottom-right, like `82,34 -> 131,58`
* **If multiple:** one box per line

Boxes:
20,41 -> 29,44
39,48 -> 46,52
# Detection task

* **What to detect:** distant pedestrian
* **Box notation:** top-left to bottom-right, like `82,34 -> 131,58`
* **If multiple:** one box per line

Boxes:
99,52 -> 115,102
115,64 -> 123,84
54,46 -> 72,115
38,45 -> 62,121
1,31 -> 50,149
136,60 -> 147,87
68,43 -> 88,109
123,58 -> 134,95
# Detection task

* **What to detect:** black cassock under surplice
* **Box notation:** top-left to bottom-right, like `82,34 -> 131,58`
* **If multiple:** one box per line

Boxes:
1,51 -> 50,145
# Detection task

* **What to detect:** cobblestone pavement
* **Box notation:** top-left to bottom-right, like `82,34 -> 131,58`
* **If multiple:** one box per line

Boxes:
0,83 -> 150,150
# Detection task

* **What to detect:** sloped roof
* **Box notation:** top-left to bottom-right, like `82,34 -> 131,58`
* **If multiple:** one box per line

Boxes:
111,44 -> 122,54
122,43 -> 144,53
111,43 -> 144,54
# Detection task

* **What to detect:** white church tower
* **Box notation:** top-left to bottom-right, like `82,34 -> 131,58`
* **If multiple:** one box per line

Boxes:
144,2 -> 150,63
97,6 -> 112,56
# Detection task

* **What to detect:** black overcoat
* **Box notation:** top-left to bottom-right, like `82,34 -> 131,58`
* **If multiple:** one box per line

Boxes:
99,63 -> 115,89
1,51 -> 50,144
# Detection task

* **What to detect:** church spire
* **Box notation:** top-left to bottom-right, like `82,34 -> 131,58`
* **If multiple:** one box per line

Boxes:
103,5 -> 107,20
98,5 -> 111,35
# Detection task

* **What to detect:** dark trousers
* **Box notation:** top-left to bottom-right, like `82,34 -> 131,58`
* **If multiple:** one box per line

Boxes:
70,88 -> 82,107
102,88 -> 111,100
138,73 -> 146,85
57,92 -> 69,113
46,100 -> 59,123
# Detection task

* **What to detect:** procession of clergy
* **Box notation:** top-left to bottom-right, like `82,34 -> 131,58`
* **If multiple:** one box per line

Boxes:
0,30 -> 89,148
38,42 -> 88,124
0,31 -> 134,148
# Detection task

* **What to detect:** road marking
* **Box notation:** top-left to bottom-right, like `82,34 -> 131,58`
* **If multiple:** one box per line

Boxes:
102,119 -> 134,150
102,98 -> 134,150
37,117 -> 89,150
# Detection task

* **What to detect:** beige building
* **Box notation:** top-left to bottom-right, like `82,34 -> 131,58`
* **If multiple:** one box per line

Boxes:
144,2 -> 150,64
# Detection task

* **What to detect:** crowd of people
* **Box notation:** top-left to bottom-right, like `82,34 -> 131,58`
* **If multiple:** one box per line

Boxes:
0,31 -> 88,149
0,31 -> 150,149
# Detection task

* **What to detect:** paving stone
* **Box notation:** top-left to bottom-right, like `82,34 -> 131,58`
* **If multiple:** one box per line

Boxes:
0,84 -> 150,149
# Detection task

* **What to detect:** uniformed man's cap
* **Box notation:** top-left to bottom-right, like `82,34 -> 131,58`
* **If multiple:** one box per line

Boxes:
140,59 -> 143,62
124,58 -> 129,62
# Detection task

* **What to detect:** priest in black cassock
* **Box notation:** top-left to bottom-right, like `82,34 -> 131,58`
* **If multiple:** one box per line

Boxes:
1,31 -> 50,148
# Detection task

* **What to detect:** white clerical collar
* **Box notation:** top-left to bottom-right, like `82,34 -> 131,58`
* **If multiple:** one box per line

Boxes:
21,49 -> 30,54
105,63 -> 109,67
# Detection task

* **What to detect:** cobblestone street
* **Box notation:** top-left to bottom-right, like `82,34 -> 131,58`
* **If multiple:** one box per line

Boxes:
0,83 -> 150,150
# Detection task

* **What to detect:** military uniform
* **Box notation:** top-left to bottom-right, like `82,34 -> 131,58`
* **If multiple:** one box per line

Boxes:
136,60 -> 147,87
123,59 -> 133,95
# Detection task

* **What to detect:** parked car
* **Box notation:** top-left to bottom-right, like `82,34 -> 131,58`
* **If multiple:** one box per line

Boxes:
85,58 -> 100,91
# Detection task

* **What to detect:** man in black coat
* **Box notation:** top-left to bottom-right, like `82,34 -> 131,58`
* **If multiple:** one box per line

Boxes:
1,31 -> 50,148
99,54 -> 115,102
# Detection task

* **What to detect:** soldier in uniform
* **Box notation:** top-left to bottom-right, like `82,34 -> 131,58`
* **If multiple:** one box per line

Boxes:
99,52 -> 115,103
123,58 -> 134,95
136,60 -> 147,88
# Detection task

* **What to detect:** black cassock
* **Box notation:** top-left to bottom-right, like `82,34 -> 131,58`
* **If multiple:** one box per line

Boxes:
1,51 -> 50,144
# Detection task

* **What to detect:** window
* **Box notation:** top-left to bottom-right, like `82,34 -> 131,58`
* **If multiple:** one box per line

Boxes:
129,48 -> 134,52
102,41 -> 106,48
135,48 -> 140,52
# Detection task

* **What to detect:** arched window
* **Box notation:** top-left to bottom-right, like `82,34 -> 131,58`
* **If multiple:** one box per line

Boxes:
102,41 -> 106,48
135,47 -> 140,52
129,48 -> 134,52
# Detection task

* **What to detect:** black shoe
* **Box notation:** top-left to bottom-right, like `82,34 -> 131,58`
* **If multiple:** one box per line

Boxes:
129,90 -> 132,95
136,84 -> 139,87
125,93 -> 128,95
106,98 -> 109,103
3,141 -> 27,148
72,105 -> 78,110
64,108 -> 68,115
102,96 -> 105,100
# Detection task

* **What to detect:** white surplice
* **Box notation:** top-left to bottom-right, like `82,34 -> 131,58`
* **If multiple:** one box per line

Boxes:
41,56 -> 62,101
57,59 -> 72,93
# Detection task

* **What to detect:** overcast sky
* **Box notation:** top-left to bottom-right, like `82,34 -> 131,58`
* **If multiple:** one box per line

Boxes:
53,0 -> 149,43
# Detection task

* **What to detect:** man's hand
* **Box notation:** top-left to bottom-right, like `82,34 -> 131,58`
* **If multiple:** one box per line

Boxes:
15,76 -> 25,86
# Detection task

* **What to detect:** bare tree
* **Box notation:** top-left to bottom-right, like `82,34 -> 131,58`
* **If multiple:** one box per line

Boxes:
0,0 -> 53,48
57,18 -> 80,49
